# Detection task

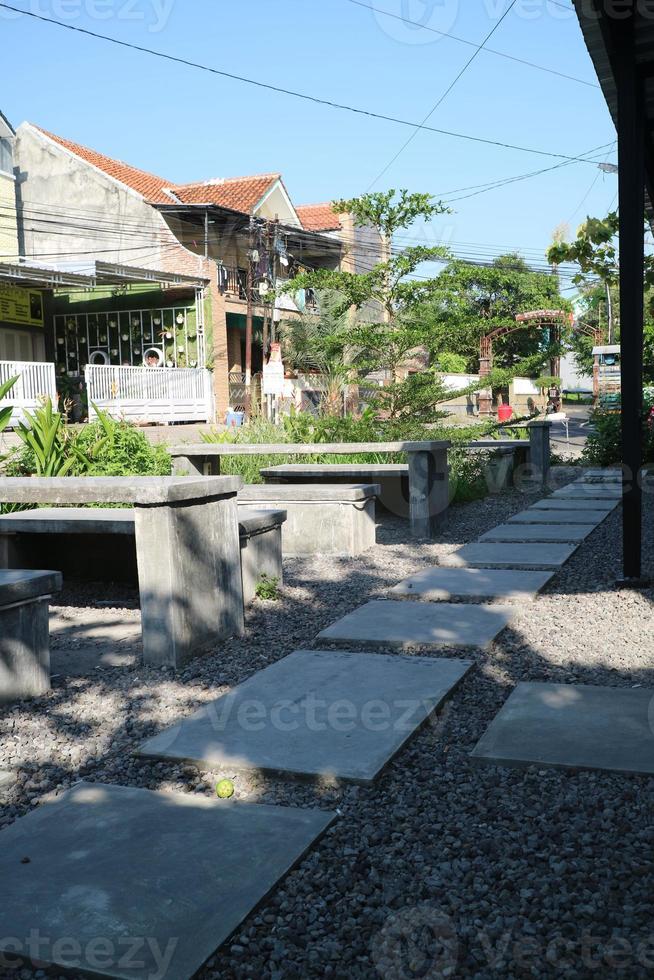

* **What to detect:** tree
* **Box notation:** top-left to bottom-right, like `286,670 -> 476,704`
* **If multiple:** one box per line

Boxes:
546,212 -> 654,379
415,254 -> 570,372
280,189 -> 452,421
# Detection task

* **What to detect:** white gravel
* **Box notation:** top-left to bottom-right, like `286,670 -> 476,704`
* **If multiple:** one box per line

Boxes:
2,479 -> 654,980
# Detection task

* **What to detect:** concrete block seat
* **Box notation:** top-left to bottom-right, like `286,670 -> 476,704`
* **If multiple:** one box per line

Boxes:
0,569 -> 62,702
239,482 -> 379,555
0,506 -> 286,606
261,463 -> 409,517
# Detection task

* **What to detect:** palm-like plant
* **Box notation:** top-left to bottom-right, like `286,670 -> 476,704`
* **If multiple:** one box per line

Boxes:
279,289 -> 358,415
16,398 -> 92,476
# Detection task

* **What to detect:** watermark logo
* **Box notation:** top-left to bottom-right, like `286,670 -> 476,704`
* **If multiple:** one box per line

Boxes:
371,0 -> 460,45
0,931 -> 178,980
373,905 -> 459,978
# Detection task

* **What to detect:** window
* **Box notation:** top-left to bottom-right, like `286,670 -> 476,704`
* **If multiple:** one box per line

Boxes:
0,137 -> 13,175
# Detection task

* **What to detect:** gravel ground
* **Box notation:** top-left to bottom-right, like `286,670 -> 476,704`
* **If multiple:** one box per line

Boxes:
2,476 -> 654,979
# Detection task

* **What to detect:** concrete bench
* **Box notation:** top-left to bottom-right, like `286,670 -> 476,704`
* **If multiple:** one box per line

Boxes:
0,569 -> 62,702
170,440 -> 450,539
0,506 -> 286,608
0,477 -> 244,670
259,464 -> 408,518
239,483 -> 379,556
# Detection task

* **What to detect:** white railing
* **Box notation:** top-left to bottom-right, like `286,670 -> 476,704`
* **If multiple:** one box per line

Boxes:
0,360 -> 58,426
85,365 -> 214,424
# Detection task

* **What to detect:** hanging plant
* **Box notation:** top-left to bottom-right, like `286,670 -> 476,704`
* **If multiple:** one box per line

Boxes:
57,337 -> 65,346
121,333 -> 129,341
131,317 -> 140,327
134,347 -> 141,356
79,337 -> 87,345
166,359 -> 174,367
100,334 -> 107,343
109,319 -> 116,328
67,318 -> 76,330
190,359 -> 197,368
165,330 -> 173,339
153,316 -> 161,326
111,348 -> 118,356
176,313 -> 184,324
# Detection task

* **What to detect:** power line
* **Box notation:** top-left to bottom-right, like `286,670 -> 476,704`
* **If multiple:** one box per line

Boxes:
0,1 -> 605,167
368,0 -> 519,188
346,0 -> 597,90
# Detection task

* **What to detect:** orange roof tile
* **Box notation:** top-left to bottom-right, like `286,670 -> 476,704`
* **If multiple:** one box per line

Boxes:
33,125 -> 175,205
172,174 -> 280,212
296,203 -> 342,232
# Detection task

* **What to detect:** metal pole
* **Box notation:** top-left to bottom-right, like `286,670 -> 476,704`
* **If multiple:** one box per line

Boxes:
615,7 -> 645,582
245,217 -> 254,417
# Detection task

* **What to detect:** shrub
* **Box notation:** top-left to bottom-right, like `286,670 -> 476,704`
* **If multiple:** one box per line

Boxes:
580,408 -> 654,468
78,418 -> 171,476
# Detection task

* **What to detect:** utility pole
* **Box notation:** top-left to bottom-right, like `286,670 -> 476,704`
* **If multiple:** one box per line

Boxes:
245,216 -> 255,416
606,280 -> 614,344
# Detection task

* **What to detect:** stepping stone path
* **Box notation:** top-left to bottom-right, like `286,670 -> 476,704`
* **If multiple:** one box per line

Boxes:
0,469 -> 630,977
470,681 -> 654,776
0,782 -> 335,978
531,496 -> 617,511
479,523 -> 594,543
139,649 -> 472,783
316,599 -> 513,649
442,541 -> 578,570
391,566 -> 554,601
508,508 -> 611,524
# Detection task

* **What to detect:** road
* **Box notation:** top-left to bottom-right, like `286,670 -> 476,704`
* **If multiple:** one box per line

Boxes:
550,405 -> 592,459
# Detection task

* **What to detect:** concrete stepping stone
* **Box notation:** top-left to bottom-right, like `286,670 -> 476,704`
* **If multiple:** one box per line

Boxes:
551,484 -> 622,500
479,523 -> 594,543
471,681 -> 654,775
316,599 -> 512,649
508,508 -> 609,525
140,649 -> 472,783
391,566 -> 554,601
530,496 -> 617,512
0,782 -> 335,979
442,542 -> 577,570
575,469 -> 621,482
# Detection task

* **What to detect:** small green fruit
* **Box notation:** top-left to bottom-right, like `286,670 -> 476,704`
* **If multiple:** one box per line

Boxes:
215,778 -> 234,799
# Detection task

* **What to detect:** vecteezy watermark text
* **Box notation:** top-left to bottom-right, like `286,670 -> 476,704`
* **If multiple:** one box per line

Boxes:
0,0 -> 175,33
0,931 -> 178,979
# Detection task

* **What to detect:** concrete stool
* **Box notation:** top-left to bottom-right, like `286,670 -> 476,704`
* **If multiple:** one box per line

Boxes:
238,508 -> 286,603
0,569 -> 62,702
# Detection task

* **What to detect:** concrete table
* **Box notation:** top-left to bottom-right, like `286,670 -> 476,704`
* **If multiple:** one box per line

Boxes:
0,782 -> 335,978
169,440 -> 451,539
0,477 -> 244,669
139,649 -> 472,783
471,681 -> 654,775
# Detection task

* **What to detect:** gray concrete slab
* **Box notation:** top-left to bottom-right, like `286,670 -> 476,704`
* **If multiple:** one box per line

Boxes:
316,600 -> 512,649
471,681 -> 654,775
0,781 -> 335,979
0,475 -> 241,505
0,569 -> 62,602
140,649 -> 472,782
551,485 -> 622,500
479,524 -> 594,543
530,496 -> 617,511
391,566 -> 554,601
443,542 -> 577,570
508,508 -> 609,525
574,469 -> 621,482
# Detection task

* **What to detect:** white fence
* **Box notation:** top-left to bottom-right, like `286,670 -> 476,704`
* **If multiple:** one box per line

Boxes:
85,365 -> 214,424
0,360 -> 58,426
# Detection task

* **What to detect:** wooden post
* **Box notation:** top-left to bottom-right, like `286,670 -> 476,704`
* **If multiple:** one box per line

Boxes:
615,9 -> 645,581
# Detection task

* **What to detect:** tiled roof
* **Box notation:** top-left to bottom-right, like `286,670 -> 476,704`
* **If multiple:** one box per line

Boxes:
296,203 -> 342,232
172,174 -> 280,212
33,126 -> 175,204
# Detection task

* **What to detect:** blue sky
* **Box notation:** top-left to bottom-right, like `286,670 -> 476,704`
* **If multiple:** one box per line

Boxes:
2,0 -> 617,278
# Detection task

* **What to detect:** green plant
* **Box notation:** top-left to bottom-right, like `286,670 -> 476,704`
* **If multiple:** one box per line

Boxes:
15,398 -> 93,476
0,376 -> 18,441
77,407 -> 171,476
255,574 -> 280,600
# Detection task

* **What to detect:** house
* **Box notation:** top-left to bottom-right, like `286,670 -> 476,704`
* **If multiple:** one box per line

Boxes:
5,123 -> 383,423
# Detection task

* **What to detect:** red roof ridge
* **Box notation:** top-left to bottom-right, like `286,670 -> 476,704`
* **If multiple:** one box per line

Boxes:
175,173 -> 281,189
